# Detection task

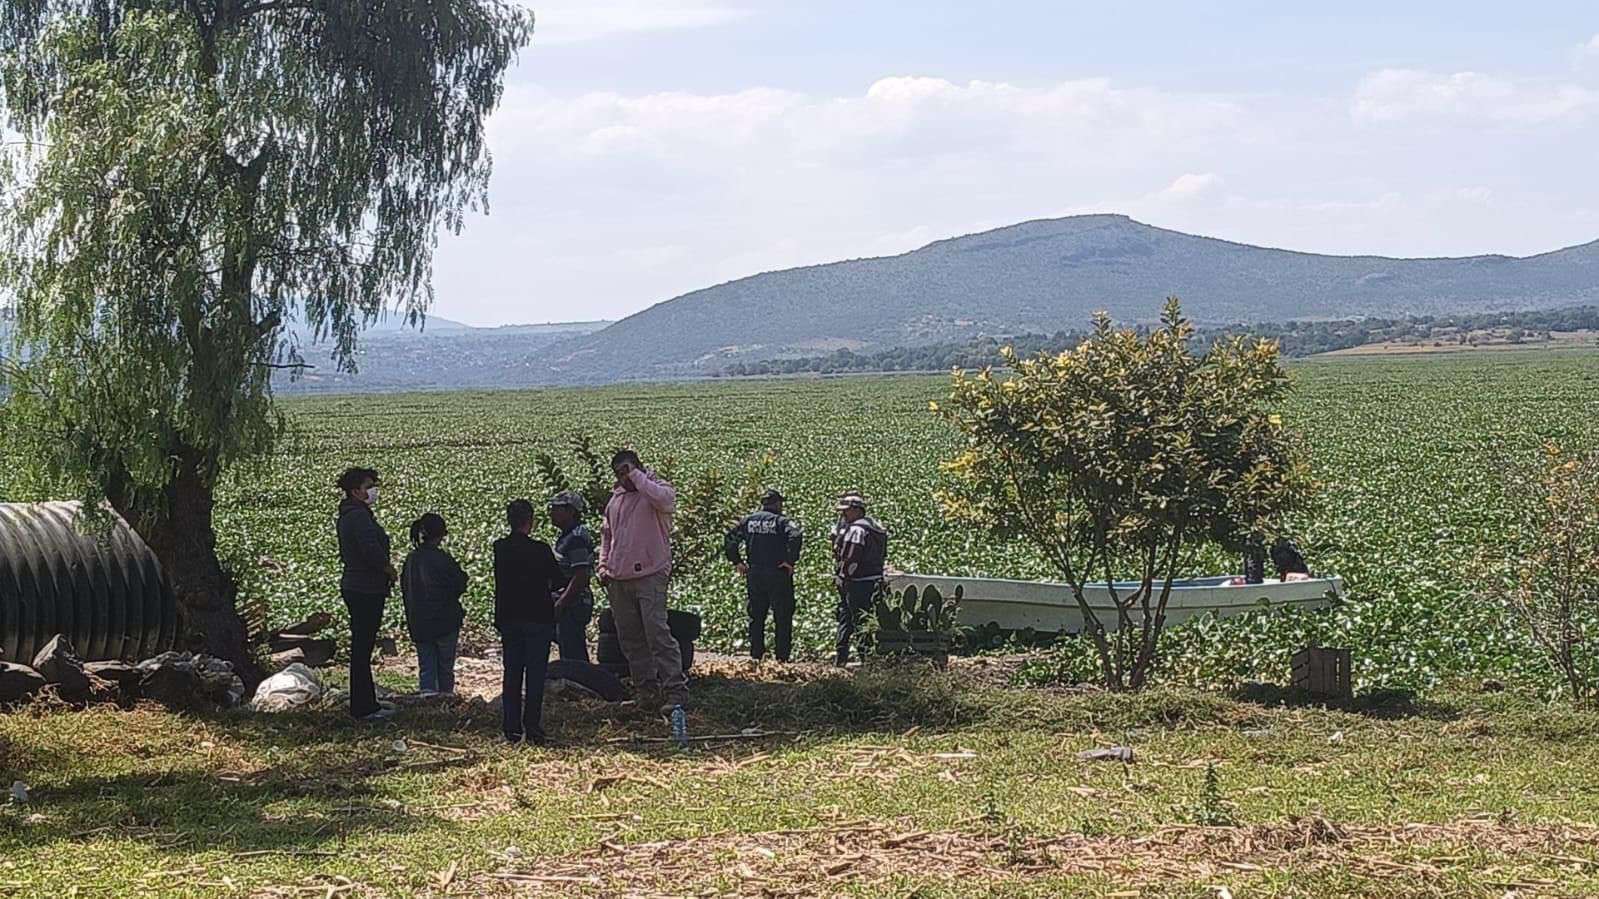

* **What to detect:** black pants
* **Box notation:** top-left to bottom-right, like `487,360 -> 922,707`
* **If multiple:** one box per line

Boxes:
835,580 -> 878,666
747,570 -> 795,662
500,621 -> 554,741
342,590 -> 387,718
557,601 -> 592,663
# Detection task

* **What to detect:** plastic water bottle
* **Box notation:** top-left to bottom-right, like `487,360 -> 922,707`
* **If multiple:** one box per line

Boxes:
670,705 -> 688,749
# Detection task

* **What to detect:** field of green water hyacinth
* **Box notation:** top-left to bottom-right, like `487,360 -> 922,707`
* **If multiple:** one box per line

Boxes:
177,350 -> 1594,693
0,350 -> 1582,689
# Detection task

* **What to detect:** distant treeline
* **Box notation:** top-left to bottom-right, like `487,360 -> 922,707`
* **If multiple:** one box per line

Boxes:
718,306 -> 1599,377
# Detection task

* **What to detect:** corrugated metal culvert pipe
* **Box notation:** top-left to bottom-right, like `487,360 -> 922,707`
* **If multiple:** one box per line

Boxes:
0,501 -> 178,663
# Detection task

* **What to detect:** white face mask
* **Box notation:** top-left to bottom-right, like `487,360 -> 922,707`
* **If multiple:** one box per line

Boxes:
364,485 -> 380,506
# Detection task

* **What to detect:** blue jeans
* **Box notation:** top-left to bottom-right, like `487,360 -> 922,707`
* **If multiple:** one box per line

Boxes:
415,629 -> 460,694
500,622 -> 554,741
557,601 -> 593,662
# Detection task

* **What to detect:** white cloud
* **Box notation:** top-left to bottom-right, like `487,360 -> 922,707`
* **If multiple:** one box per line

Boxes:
531,2 -> 750,45
1353,68 -> 1597,124
440,76 -> 1251,320
1160,172 -> 1222,201
495,76 -> 1242,170
494,86 -> 804,170
428,67 -> 1599,324
1588,34 -> 1599,52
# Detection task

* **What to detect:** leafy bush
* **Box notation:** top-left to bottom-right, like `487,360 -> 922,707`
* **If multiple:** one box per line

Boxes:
1480,443 -> 1599,704
937,299 -> 1312,690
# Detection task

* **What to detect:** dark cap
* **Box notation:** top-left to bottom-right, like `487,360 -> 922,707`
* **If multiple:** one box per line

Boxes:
760,487 -> 785,505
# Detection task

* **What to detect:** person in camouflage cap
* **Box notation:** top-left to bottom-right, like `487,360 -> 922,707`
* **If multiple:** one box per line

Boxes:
832,492 -> 889,666
547,490 -> 596,662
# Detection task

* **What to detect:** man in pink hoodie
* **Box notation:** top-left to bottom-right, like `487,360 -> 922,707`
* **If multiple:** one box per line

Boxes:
599,449 -> 687,709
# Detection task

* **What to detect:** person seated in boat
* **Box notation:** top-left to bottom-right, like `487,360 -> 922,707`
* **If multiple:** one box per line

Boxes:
1271,538 -> 1311,581
1238,537 -> 1311,584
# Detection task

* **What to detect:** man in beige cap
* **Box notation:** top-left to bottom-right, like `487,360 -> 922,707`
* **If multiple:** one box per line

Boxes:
832,492 -> 889,666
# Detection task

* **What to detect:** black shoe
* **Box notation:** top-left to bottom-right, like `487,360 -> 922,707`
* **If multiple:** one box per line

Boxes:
525,733 -> 549,747
504,734 -> 522,745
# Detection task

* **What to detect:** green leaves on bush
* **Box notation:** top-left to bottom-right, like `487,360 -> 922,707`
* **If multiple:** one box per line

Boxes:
937,298 -> 1312,690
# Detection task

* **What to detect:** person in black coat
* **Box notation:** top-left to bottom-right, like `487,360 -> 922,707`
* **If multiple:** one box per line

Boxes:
401,513 -> 469,695
1270,538 -> 1311,580
335,466 -> 396,721
494,499 -> 563,745
1244,536 -> 1312,584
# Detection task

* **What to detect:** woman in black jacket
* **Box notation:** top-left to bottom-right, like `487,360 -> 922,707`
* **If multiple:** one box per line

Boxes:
494,499 -> 563,744
336,466 -> 395,721
401,513 -> 469,695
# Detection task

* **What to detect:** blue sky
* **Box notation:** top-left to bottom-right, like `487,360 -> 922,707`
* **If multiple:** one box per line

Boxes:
427,1 -> 1599,325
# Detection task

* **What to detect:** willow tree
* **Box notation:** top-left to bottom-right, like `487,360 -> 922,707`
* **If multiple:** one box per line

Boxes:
0,1 -> 533,679
936,300 -> 1313,690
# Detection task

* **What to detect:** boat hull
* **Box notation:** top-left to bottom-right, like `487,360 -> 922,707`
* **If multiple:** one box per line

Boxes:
884,573 -> 1342,634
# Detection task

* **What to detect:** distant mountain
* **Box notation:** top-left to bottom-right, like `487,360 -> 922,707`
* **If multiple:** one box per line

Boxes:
284,313 -> 472,343
2,307 -> 613,393
362,314 -> 474,336
470,321 -> 612,337
540,215 -> 1599,382
283,314 -> 611,344
12,214 -> 1599,393
275,318 -> 610,393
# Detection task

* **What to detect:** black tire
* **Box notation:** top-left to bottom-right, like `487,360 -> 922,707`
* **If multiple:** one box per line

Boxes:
601,607 -> 699,640
596,608 -> 696,672
596,632 -> 625,664
668,610 -> 702,642
546,659 -> 627,702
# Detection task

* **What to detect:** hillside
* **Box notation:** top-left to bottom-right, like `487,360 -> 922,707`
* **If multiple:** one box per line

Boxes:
542,215 -> 1599,382
10,215 -> 1599,391
274,319 -> 609,393
2,313 -> 611,394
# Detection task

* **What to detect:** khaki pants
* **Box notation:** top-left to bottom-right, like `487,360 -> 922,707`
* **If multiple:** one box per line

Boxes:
607,572 -> 687,705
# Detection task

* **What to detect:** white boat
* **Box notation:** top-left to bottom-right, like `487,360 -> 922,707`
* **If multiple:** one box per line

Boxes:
884,573 -> 1342,634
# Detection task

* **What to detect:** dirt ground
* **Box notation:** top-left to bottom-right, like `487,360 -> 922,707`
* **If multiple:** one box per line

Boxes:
371,645 -> 1036,704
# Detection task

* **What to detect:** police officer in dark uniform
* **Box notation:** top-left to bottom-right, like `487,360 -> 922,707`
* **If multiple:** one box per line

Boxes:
548,491 -> 597,662
725,488 -> 804,662
832,492 -> 889,666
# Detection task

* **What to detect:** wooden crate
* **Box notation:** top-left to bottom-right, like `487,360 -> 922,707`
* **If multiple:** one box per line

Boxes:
1291,647 -> 1352,700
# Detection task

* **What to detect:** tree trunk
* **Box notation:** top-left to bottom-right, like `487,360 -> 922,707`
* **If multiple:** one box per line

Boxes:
114,448 -> 263,690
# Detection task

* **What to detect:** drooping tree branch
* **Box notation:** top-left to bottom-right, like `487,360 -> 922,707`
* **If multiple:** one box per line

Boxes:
0,0 -> 534,678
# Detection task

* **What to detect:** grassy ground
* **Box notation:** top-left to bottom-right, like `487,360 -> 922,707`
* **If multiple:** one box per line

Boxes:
3,659 -> 1598,897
